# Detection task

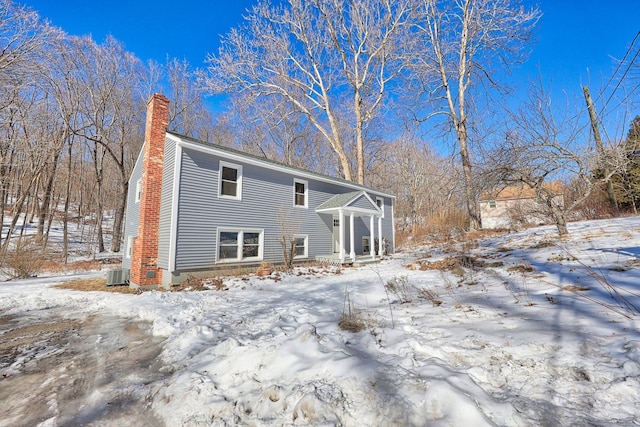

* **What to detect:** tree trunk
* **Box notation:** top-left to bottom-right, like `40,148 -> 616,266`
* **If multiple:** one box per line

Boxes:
354,92 -> 366,185
92,145 -> 105,253
110,180 -> 127,253
458,124 -> 481,231
555,212 -> 568,236
62,142 -> 72,262
37,150 -> 61,242
96,209 -> 105,253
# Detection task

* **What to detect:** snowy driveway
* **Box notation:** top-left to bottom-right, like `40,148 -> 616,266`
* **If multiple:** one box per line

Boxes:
0,305 -> 166,427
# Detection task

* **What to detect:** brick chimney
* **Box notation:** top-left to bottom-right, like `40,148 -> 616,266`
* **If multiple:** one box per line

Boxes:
130,94 -> 169,287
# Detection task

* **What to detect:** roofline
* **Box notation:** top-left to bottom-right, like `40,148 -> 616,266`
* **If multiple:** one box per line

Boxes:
165,131 -> 395,199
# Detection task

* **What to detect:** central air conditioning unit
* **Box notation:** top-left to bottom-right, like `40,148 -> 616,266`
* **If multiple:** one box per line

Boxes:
106,269 -> 130,286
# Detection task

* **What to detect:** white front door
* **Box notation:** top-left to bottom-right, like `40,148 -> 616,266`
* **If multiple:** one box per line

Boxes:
333,217 -> 340,253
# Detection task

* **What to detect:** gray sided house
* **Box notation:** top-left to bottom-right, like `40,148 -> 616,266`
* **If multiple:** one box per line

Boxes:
123,94 -> 395,288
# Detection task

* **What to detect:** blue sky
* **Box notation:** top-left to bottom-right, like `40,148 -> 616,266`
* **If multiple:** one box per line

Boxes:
23,0 -> 257,66
22,0 -> 639,121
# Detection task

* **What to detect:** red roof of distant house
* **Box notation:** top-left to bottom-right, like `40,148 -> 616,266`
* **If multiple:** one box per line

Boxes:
480,182 -> 563,201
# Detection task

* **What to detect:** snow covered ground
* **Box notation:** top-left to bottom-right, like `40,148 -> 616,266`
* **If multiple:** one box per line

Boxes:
1,217 -> 640,426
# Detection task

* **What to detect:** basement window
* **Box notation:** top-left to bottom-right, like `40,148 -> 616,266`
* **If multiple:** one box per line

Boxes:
293,235 -> 308,258
218,229 -> 263,262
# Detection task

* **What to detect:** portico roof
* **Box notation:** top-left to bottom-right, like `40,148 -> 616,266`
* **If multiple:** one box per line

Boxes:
315,190 -> 382,216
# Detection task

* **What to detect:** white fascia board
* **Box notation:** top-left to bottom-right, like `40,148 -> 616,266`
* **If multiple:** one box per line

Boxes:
316,206 -> 381,217
168,133 -> 394,199
345,207 -> 382,216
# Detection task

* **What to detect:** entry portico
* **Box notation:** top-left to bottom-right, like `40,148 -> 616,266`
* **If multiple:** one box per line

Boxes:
315,190 -> 384,264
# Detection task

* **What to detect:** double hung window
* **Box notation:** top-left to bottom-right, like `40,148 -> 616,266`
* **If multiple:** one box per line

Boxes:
362,236 -> 370,253
135,179 -> 142,203
219,161 -> 242,200
376,197 -> 384,217
126,236 -> 134,258
293,178 -> 308,208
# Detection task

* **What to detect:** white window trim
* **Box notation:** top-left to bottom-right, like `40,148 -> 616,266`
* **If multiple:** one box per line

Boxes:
293,178 -> 308,208
293,234 -> 308,259
126,236 -> 134,259
217,228 -> 264,263
376,197 -> 385,218
135,178 -> 142,203
218,160 -> 243,201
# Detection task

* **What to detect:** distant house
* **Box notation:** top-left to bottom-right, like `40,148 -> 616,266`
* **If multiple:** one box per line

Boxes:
479,182 -> 564,230
122,94 -> 395,288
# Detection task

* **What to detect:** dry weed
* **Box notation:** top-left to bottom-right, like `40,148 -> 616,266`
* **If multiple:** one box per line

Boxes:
506,264 -> 535,273
54,278 -> 140,294
417,287 -> 443,306
170,276 -> 227,291
530,240 -> 555,249
1,237 -> 45,279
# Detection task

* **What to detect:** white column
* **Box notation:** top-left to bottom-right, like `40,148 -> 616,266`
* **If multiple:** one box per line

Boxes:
378,215 -> 383,256
339,209 -> 345,263
369,215 -> 375,259
349,212 -> 355,261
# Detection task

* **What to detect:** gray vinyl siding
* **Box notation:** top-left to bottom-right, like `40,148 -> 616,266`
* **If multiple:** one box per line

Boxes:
122,148 -> 144,270
174,148 -> 329,269
174,148 -> 219,270
348,193 -> 377,211
157,138 -> 176,269
173,147 -> 397,270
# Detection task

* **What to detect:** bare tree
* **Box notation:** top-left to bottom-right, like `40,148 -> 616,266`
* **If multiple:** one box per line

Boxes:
221,90 -> 334,172
204,0 -> 412,184
0,0 -> 57,76
164,57 -> 215,139
485,85 -> 627,236
68,35 -> 146,252
0,0 -> 59,250
368,135 -> 464,242
412,0 -> 540,231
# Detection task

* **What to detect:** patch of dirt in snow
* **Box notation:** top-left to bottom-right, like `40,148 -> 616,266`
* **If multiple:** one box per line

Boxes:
0,311 -> 168,427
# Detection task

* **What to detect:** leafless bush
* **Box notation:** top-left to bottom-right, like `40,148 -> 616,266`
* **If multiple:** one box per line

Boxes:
385,275 -> 413,303
1,237 -> 45,279
567,184 -> 616,221
506,202 -> 538,230
277,207 -> 300,271
417,287 -> 442,306
338,288 -> 370,333
405,209 -> 468,246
